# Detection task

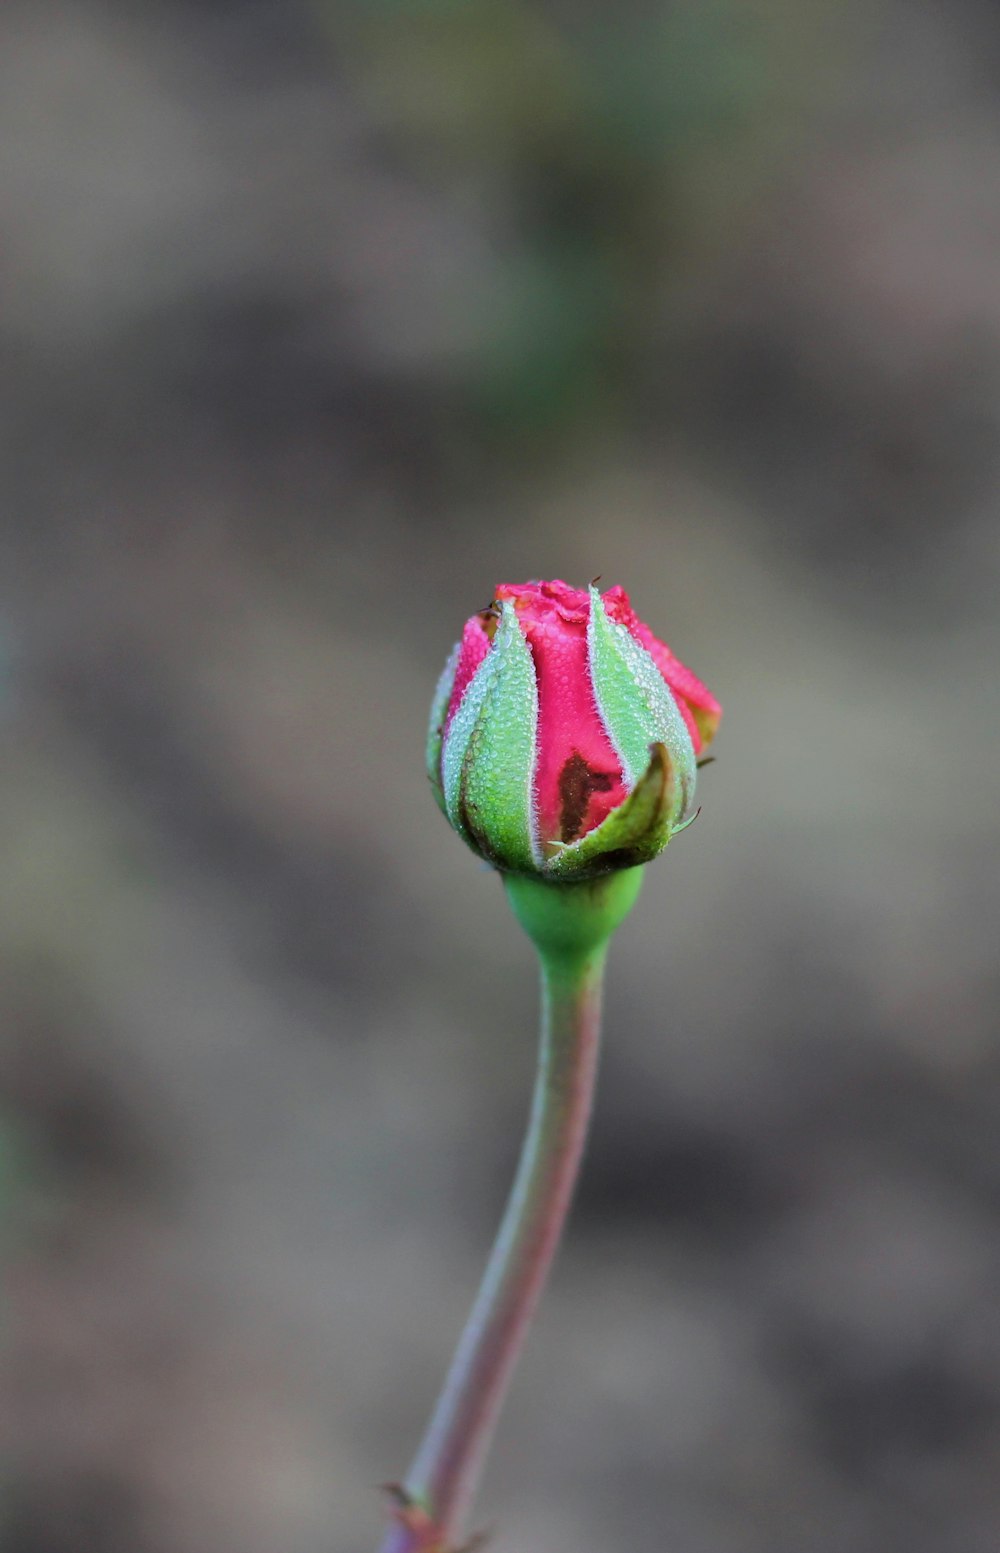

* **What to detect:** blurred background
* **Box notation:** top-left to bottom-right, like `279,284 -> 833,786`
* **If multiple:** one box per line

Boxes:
2,1 -> 999,1550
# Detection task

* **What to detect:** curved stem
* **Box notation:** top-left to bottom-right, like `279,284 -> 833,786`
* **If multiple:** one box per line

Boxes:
377,942 -> 607,1553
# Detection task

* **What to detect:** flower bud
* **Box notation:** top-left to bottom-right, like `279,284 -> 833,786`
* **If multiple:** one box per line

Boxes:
427,579 -> 720,880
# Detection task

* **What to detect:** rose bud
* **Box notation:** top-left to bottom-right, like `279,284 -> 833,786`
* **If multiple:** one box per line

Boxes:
426,579 -> 720,881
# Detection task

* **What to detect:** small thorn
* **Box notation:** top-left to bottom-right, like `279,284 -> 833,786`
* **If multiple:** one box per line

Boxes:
590,574 -> 602,587
672,806 -> 702,835
382,1485 -> 443,1547
696,755 -> 716,770
379,1487 -> 491,1553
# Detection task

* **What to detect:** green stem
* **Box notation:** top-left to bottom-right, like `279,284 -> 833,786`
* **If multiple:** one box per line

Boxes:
378,869 -> 642,1553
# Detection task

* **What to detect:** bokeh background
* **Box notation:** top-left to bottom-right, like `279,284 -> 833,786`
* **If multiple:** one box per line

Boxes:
3,1 -> 1000,1550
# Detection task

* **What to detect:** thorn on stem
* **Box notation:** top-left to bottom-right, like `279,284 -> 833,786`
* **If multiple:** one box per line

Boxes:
380,1485 -> 489,1553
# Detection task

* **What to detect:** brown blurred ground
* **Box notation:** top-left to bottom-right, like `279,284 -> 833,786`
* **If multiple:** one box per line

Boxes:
1,2 -> 1000,1550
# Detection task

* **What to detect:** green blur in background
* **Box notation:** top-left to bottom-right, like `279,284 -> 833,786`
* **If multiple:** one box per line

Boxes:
2,2 -> 999,1551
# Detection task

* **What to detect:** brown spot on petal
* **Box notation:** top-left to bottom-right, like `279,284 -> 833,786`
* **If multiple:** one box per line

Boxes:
478,602 -> 502,641
558,750 -> 615,843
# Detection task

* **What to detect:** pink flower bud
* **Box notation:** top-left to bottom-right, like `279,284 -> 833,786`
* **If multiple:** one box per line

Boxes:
427,579 -> 720,880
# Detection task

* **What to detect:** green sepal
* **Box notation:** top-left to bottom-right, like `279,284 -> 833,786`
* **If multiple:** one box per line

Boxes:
545,741 -> 680,879
587,585 -> 696,818
441,600 -> 539,872
426,641 -> 460,815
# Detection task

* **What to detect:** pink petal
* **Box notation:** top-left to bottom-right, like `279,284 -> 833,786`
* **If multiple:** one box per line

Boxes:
496,581 -> 625,850
445,614 -> 492,730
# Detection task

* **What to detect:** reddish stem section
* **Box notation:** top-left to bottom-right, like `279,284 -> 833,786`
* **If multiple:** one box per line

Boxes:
377,945 -> 607,1553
